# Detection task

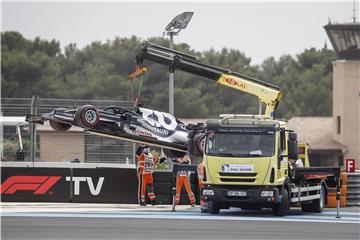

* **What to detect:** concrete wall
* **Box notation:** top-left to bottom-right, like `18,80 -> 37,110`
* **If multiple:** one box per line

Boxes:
39,132 -> 85,162
332,60 -> 360,169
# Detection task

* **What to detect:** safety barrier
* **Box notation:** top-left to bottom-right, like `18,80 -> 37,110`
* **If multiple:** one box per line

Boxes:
1,167 -> 199,204
326,170 -> 347,208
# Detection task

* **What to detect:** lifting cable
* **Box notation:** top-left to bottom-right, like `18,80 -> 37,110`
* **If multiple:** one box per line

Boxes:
128,65 -> 148,109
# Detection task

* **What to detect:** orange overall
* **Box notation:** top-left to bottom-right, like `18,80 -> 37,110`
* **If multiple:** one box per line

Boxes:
175,155 -> 195,205
137,152 -> 157,204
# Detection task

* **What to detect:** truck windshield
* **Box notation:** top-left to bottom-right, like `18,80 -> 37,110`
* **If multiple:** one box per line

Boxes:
205,130 -> 275,157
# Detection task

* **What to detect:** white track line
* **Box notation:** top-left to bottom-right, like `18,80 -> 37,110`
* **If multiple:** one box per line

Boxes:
2,211 -> 359,224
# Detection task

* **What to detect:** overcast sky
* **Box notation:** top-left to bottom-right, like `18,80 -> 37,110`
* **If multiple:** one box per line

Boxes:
1,1 -> 358,64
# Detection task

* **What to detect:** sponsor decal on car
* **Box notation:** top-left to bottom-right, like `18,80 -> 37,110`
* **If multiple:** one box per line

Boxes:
153,127 -> 169,136
133,129 -> 153,137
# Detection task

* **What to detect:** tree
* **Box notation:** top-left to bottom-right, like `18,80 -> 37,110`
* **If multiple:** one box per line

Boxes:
1,31 -> 335,119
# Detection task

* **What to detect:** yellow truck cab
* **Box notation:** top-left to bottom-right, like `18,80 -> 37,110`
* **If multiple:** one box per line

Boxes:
199,114 -> 297,215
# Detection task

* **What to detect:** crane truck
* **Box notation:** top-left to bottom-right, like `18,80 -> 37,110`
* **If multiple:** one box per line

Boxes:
136,42 -> 341,216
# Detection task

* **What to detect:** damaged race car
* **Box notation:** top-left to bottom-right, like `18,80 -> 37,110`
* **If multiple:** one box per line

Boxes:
26,105 -> 203,157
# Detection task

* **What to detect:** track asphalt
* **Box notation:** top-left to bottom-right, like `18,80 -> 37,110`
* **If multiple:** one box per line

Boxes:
1,203 -> 359,240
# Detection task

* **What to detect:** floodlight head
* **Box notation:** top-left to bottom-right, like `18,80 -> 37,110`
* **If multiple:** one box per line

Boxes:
165,12 -> 194,33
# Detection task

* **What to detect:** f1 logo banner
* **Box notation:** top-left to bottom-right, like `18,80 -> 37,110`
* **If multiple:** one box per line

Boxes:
1,167 -> 70,202
1,176 -> 61,194
2,167 -> 139,203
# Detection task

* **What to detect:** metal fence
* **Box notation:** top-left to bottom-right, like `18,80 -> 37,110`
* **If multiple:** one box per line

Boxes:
1,97 -> 135,164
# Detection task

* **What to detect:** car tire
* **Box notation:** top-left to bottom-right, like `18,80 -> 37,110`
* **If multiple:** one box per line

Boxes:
272,188 -> 289,216
207,201 -> 220,214
75,105 -> 100,129
49,120 -> 72,132
312,185 -> 325,213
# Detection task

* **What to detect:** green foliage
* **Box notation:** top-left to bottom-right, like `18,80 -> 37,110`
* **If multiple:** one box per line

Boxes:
1,31 -> 335,119
154,163 -> 169,170
2,138 -> 31,161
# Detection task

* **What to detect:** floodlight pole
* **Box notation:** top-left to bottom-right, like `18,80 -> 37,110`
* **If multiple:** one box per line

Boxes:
164,11 -> 193,115
169,32 -> 175,115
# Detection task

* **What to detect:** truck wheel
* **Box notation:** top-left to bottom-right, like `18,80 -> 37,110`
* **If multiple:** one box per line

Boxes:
312,185 -> 325,213
75,105 -> 100,129
207,201 -> 220,214
200,208 -> 208,213
272,188 -> 289,216
49,120 -> 72,132
301,202 -> 314,212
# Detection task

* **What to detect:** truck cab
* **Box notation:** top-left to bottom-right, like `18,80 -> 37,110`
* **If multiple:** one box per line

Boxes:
197,114 -> 299,215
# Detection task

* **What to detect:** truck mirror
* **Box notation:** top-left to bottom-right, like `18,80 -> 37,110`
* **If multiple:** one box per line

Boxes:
288,139 -> 298,159
288,132 -> 297,141
280,129 -> 286,151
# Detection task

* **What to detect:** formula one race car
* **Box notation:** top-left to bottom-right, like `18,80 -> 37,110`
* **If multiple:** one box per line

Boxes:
26,105 -> 200,156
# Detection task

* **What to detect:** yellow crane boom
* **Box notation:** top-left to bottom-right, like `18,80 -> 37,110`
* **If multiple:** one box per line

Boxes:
135,42 -> 282,118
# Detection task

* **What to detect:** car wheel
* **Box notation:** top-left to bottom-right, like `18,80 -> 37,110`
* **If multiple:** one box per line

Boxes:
272,188 -> 289,216
75,105 -> 100,129
196,134 -> 206,153
49,120 -> 72,132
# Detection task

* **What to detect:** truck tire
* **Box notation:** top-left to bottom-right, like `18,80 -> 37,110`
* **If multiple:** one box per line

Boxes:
49,120 -> 72,132
74,105 -> 100,129
301,202 -> 314,212
312,185 -> 325,213
207,201 -> 220,214
272,188 -> 289,216
200,208 -> 208,213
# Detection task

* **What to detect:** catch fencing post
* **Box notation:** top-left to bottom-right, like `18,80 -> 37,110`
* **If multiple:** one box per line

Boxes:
30,95 -> 38,167
132,143 -> 136,164
336,175 -> 341,218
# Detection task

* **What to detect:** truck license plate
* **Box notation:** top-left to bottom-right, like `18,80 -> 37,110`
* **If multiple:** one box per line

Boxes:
227,191 -> 247,197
